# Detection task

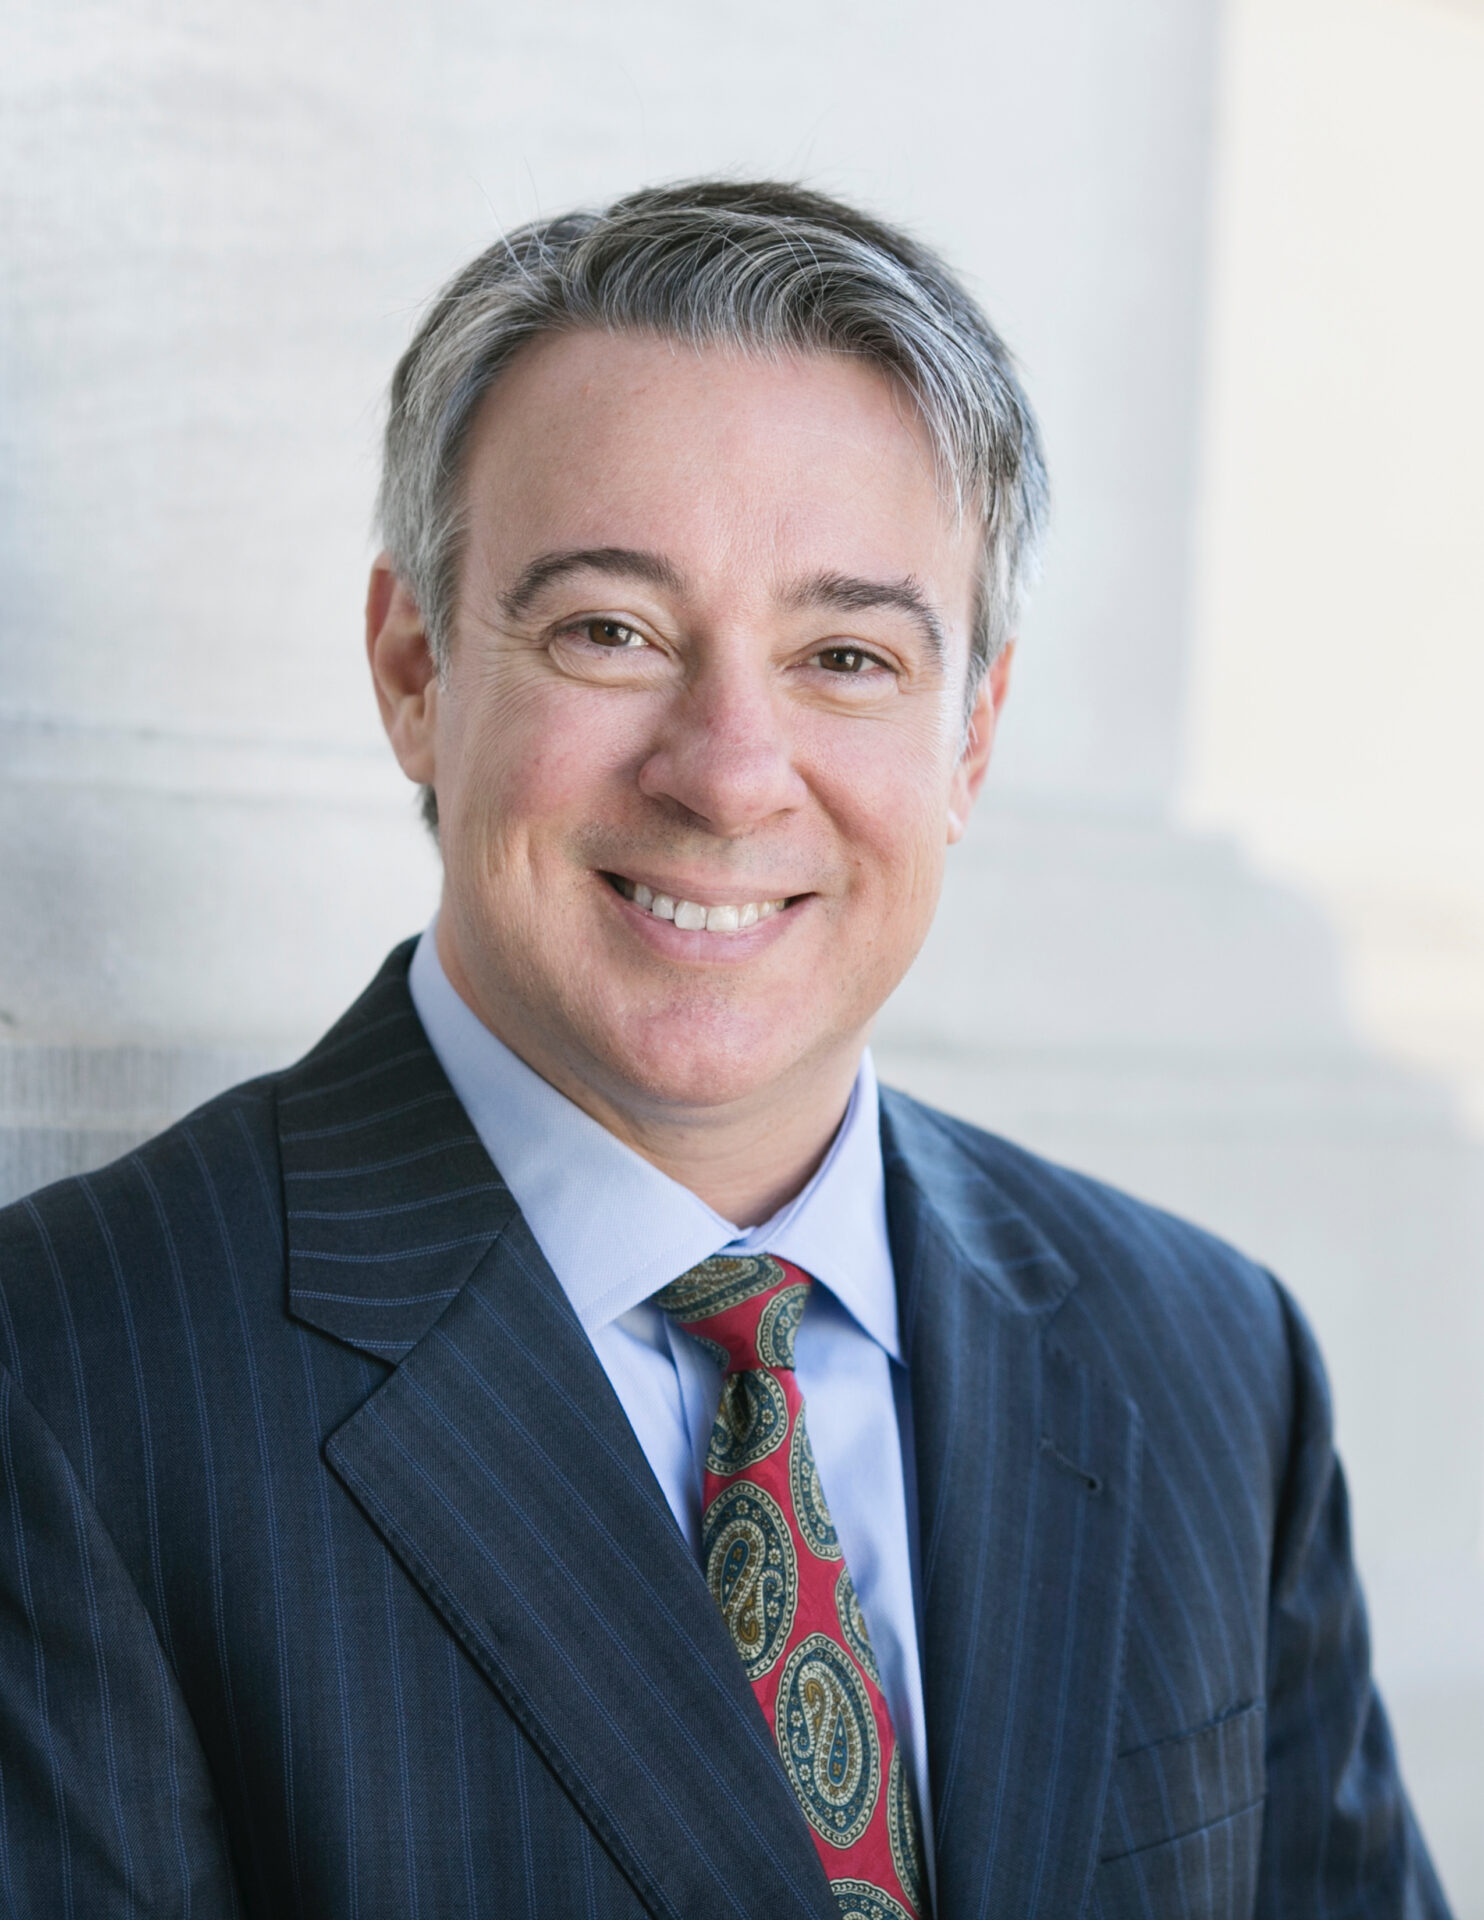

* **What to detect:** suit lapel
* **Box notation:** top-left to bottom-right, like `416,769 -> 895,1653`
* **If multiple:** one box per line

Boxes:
278,947 -> 837,1920
276,943 -> 515,1361
883,1092 -> 1142,1920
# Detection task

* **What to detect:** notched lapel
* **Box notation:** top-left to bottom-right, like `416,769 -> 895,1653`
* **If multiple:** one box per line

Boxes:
883,1094 -> 1142,1920
275,943 -> 520,1362
274,949 -> 834,1917
325,1212 -> 838,1920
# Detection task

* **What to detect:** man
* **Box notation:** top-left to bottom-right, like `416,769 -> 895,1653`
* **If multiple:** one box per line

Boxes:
0,182 -> 1450,1918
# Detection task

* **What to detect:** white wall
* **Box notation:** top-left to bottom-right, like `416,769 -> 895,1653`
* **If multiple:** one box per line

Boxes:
1186,0 -> 1484,1134
1,0 -> 1219,1049
1180,5 -> 1484,1892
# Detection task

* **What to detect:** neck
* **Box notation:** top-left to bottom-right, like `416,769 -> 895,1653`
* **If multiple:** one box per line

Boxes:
436,934 -> 861,1226
588,1076 -> 857,1227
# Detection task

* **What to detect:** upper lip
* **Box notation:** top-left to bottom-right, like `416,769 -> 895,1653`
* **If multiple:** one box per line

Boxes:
604,869 -> 805,906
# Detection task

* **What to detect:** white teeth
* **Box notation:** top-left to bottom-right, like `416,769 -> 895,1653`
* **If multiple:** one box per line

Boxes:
617,877 -> 791,933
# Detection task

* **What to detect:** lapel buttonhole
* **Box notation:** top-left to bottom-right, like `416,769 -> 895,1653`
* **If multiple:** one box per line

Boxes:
1039,1435 -> 1104,1494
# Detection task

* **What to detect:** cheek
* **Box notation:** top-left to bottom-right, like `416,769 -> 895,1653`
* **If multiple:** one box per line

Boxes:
444,677 -> 639,850
815,723 -> 956,892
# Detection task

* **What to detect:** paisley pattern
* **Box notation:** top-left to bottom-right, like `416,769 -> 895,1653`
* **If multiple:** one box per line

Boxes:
776,1635 -> 881,1848
706,1368 -> 789,1475
653,1253 -> 783,1325
701,1484 -> 797,1679
829,1882 -> 915,1920
756,1281 -> 809,1368
789,1416 -> 841,1560
655,1252 -> 920,1918
885,1749 -> 926,1914
835,1563 -> 881,1686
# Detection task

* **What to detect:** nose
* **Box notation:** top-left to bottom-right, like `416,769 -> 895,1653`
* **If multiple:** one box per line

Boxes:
636,644 -> 808,835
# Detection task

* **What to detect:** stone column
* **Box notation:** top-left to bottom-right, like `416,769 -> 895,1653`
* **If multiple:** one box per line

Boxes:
0,0 -> 1223,1187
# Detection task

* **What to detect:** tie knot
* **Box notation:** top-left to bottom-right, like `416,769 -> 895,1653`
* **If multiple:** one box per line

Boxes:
654,1253 -> 812,1373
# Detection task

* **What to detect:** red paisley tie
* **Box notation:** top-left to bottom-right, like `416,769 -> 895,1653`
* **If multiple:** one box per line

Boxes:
654,1253 -> 928,1920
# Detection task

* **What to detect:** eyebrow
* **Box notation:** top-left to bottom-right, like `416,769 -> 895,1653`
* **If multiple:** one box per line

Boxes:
783,570 -> 946,666
499,547 -> 685,622
499,548 -> 948,665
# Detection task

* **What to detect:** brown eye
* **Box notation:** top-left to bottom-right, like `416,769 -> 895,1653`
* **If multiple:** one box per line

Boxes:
583,619 -> 645,649
817,647 -> 874,673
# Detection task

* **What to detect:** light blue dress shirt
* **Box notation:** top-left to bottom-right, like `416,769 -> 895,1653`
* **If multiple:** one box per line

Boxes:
408,929 -> 934,1885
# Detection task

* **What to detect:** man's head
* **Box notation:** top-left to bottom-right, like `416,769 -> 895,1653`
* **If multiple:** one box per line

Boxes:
380,181 -> 1046,732
367,181 -> 1047,1192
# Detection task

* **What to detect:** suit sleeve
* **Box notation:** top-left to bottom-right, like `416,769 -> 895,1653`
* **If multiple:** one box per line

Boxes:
1258,1286 -> 1452,1919
0,1364 -> 243,1918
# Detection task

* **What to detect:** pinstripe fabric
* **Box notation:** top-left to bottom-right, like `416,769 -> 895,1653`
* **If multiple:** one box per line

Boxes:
883,1098 -> 1450,1919
0,942 -> 1451,1918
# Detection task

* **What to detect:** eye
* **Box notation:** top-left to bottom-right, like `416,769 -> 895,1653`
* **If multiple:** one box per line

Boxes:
813,645 -> 886,675
576,618 -> 648,650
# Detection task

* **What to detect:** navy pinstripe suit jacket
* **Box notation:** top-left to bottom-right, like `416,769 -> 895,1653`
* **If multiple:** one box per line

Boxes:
0,944 -> 1450,1918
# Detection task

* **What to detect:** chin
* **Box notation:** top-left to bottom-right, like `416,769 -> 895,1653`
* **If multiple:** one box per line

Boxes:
594,1016 -> 810,1113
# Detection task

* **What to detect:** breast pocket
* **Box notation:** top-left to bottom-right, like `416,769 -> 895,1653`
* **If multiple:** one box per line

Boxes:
1091,1702 -> 1265,1920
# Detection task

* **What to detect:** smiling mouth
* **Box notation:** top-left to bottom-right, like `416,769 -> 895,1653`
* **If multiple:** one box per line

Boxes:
604,873 -> 799,934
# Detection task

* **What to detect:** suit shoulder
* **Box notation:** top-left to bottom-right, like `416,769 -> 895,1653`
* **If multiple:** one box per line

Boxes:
883,1086 -> 1308,1524
0,937 -> 422,1279
2,1068 -> 280,1245
880,1084 -> 1290,1363
0,1070 -> 286,1384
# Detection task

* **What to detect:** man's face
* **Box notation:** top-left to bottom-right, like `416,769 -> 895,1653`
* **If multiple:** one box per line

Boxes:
371,329 -> 1004,1129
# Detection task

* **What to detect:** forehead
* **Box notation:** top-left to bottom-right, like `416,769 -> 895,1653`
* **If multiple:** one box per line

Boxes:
457,329 -> 977,625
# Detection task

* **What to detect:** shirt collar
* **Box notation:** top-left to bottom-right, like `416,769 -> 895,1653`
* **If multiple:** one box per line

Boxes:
406,926 -> 899,1362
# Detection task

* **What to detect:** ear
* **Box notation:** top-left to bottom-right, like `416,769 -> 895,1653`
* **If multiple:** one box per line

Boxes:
946,641 -> 1013,843
366,554 -> 439,786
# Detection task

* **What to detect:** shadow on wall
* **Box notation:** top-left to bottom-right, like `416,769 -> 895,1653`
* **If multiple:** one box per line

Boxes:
875,794 -> 1484,1914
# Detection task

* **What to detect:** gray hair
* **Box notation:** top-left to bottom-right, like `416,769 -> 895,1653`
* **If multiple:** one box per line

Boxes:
378,177 -> 1047,694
